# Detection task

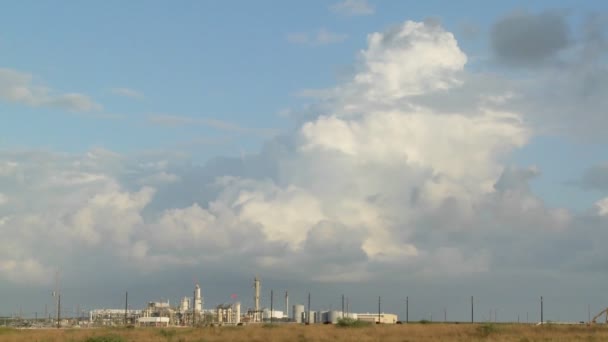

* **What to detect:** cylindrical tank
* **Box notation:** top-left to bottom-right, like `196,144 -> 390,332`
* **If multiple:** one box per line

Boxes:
317,311 -> 323,324
234,302 -> 241,324
293,304 -> 305,323
217,307 -> 223,323
320,311 -> 328,323
194,284 -> 202,312
181,297 -> 189,312
306,311 -> 316,324
329,311 -> 340,324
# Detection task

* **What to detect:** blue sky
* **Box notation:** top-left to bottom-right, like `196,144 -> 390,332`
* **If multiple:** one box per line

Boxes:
2,0 -> 606,208
2,0 -> 608,320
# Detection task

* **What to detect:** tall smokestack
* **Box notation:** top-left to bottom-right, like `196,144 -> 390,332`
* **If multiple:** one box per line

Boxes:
194,283 -> 202,313
254,276 -> 261,322
285,291 -> 289,320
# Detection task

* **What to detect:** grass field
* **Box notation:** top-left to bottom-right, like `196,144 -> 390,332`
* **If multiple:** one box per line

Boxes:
1,323 -> 607,342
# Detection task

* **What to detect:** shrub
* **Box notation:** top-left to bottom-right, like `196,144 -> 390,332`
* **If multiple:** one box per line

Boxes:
336,318 -> 372,328
419,319 -> 431,324
84,335 -> 126,342
0,327 -> 15,335
159,329 -> 177,341
477,323 -> 498,337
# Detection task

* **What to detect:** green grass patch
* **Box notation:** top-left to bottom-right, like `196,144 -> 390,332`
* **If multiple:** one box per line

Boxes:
336,318 -> 372,328
476,323 -> 499,337
0,327 -> 15,335
84,335 -> 127,342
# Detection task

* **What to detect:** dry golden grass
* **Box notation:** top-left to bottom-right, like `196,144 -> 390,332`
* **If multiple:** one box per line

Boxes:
1,323 -> 608,342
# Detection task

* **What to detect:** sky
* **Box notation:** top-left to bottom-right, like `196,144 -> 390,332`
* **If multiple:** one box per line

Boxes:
1,0 -> 608,322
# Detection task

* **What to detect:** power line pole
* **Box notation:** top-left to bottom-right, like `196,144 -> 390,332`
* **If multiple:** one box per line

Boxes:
540,296 -> 543,325
192,289 -> 196,326
378,296 -> 381,324
54,270 -> 60,328
307,293 -> 311,324
471,296 -> 474,323
406,296 -> 409,323
124,291 -> 128,326
342,294 -> 345,318
270,289 -> 274,324
57,294 -> 61,329
346,297 -> 349,317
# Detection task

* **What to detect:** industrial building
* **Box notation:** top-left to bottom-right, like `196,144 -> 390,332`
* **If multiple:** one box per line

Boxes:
86,276 -> 399,327
136,316 -> 170,327
262,309 -> 284,320
357,313 -> 399,324
216,302 -> 241,324
89,309 -> 142,326
291,303 -> 398,324
88,283 -> 206,327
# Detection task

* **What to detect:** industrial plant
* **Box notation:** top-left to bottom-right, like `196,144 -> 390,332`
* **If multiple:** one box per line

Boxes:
83,276 -> 400,328
3,275 -> 603,329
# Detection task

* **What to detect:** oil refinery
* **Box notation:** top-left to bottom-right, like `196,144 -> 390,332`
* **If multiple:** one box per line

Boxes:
83,276 -> 400,328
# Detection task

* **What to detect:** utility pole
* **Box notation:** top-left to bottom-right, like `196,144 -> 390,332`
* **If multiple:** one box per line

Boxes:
471,296 -> 474,323
307,293 -> 311,324
588,304 -> 591,323
342,294 -> 345,318
192,289 -> 196,326
57,294 -> 61,329
54,270 -> 60,328
540,296 -> 543,325
270,289 -> 274,324
124,291 -> 128,326
378,296 -> 381,324
406,296 -> 409,323
346,297 -> 349,317
444,308 -> 447,322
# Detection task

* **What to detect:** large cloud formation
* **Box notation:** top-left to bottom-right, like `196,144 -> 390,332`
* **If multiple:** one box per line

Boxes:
2,19 -> 608,317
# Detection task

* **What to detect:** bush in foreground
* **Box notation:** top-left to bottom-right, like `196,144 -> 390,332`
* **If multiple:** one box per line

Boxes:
336,318 -> 372,327
476,323 -> 498,337
84,335 -> 126,342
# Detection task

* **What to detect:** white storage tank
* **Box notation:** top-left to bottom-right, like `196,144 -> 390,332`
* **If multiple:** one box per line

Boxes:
234,302 -> 241,324
293,304 -> 305,323
181,297 -> 189,312
263,309 -> 284,320
329,310 -> 340,324
306,311 -> 316,324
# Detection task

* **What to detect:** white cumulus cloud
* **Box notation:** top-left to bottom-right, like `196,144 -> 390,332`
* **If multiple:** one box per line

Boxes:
2,20 -> 608,303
